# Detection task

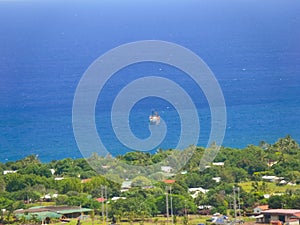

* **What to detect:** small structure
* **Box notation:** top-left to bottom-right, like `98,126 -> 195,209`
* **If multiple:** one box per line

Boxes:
14,206 -> 92,224
188,187 -> 209,198
161,166 -> 173,173
49,169 -> 55,175
267,161 -> 278,167
212,162 -> 225,166
111,197 -> 126,201
262,176 -> 284,182
80,178 -> 91,183
95,197 -> 106,203
121,180 -> 132,192
163,179 -> 176,184
3,170 -> 17,175
212,177 -> 221,183
254,205 -> 269,214
279,180 -> 287,185
260,209 -> 300,225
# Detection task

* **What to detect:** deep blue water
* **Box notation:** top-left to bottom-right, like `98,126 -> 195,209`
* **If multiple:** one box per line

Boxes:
0,0 -> 300,162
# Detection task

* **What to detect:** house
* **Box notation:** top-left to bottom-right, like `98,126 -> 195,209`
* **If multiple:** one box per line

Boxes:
101,165 -> 110,169
81,178 -> 91,183
262,176 -> 284,182
198,205 -> 212,210
267,161 -> 278,167
14,206 -> 92,224
212,162 -> 225,166
111,197 -> 126,201
121,181 -> 132,192
212,177 -> 221,183
163,179 -> 176,184
3,170 -> 17,175
49,169 -> 55,175
279,180 -> 287,185
95,197 -> 106,203
161,166 -> 173,173
188,187 -> 209,198
260,209 -> 300,225
41,193 -> 58,201
254,205 -> 269,214
262,176 -> 278,182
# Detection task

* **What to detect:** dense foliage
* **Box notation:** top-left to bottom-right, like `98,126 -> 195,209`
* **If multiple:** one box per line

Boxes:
0,135 -> 300,223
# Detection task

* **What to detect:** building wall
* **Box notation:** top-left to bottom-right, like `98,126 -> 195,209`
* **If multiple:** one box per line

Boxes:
271,215 -> 279,221
287,220 -> 299,225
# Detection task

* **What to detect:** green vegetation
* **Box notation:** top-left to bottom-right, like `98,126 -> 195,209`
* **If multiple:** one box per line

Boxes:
0,135 -> 300,224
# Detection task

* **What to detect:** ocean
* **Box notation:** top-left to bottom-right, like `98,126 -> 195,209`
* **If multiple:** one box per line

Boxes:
0,0 -> 299,162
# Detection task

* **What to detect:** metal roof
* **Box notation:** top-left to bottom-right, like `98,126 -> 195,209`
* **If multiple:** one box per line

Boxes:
16,211 -> 61,221
15,206 -> 92,216
56,208 -> 92,214
262,209 -> 300,215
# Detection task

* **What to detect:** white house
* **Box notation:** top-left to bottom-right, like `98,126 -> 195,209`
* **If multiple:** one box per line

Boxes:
49,169 -> 55,175
212,162 -> 225,166
3,170 -> 17,175
262,176 -> 282,182
212,177 -> 221,183
111,197 -> 126,201
161,166 -> 173,173
121,181 -> 132,192
188,187 -> 209,198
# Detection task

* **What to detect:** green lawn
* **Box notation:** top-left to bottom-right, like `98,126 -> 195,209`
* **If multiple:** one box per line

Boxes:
239,181 -> 300,193
51,215 -> 211,225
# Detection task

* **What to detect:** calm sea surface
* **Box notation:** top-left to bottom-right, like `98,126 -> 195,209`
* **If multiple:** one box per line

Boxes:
0,0 -> 299,162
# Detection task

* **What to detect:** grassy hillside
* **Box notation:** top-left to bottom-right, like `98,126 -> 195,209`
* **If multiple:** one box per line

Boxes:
239,181 -> 300,193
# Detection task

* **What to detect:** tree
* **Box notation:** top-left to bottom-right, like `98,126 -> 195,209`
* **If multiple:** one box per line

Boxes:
57,178 -> 82,194
131,176 -> 152,187
155,194 -> 196,215
268,195 -> 285,209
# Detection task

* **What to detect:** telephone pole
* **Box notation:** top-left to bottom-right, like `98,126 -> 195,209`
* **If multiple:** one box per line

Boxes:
233,186 -> 237,225
170,186 -> 174,225
101,185 -> 105,224
166,187 -> 169,225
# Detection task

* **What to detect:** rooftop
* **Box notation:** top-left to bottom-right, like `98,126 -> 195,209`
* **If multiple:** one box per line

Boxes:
262,209 -> 300,216
14,206 -> 92,215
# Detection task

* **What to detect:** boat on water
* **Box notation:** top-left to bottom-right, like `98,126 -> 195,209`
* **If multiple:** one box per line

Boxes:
149,111 -> 160,125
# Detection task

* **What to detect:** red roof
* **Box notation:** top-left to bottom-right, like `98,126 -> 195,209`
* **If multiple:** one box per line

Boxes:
81,178 -> 92,183
95,198 -> 106,203
293,213 -> 300,218
163,180 -> 175,184
257,205 -> 269,210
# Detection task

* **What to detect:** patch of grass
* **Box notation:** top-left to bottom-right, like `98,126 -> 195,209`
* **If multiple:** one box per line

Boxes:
239,181 -> 300,193
51,215 -> 212,225
26,201 -> 56,208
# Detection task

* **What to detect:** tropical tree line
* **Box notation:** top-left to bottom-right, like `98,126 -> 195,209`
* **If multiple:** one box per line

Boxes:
0,135 -> 299,223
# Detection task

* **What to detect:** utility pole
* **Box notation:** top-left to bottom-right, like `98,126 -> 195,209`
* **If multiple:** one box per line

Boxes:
105,186 -> 108,223
233,186 -> 237,225
166,187 -> 169,225
170,186 -> 174,225
184,199 -> 187,217
237,187 -> 241,222
101,185 -> 104,225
